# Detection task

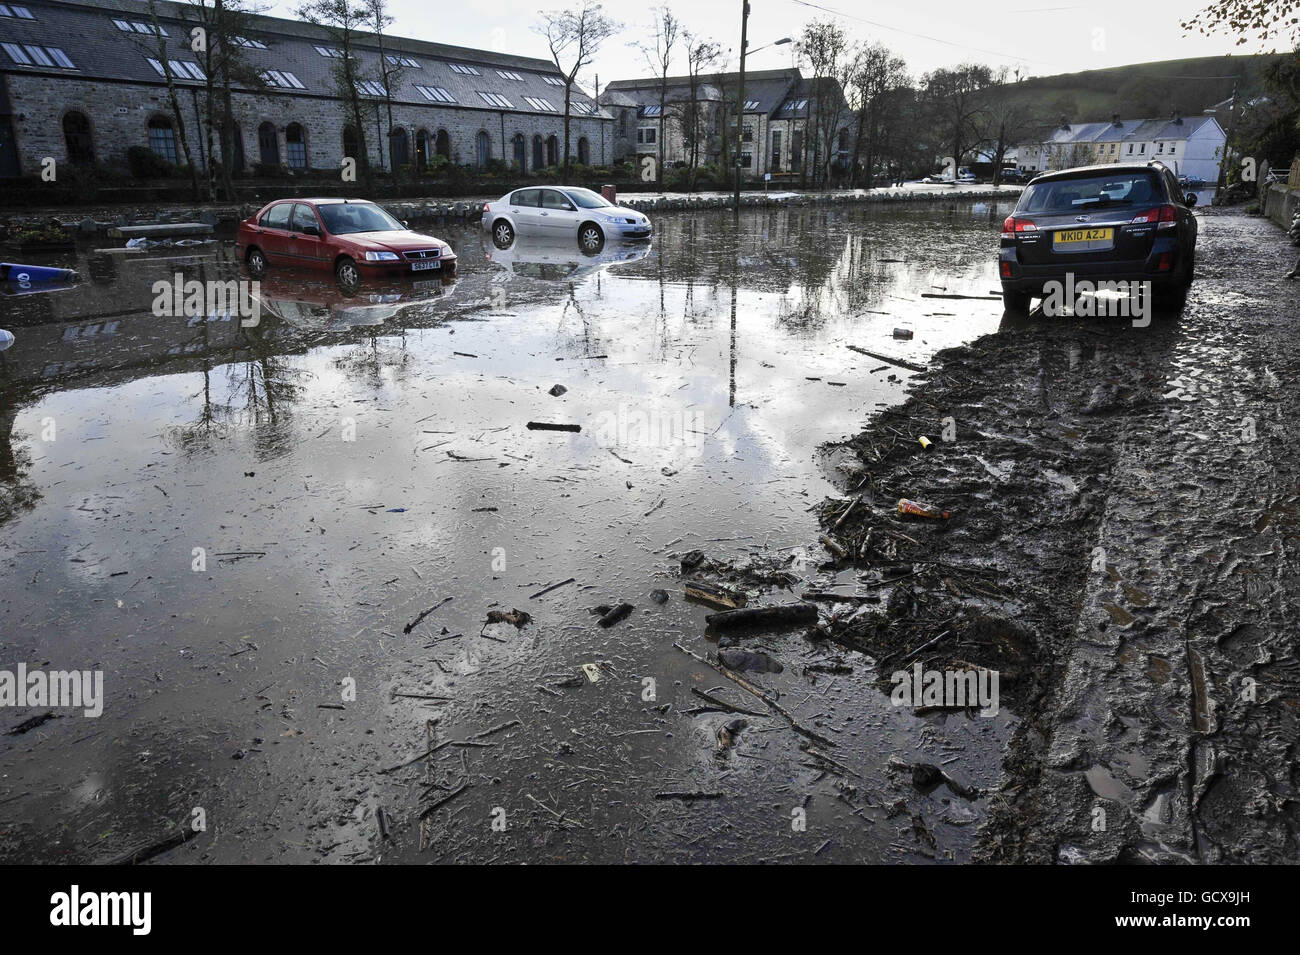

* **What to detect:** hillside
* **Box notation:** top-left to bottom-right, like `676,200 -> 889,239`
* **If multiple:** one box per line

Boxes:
996,53 -> 1287,122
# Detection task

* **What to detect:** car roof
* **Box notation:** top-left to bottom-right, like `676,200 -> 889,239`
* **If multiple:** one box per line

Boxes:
1031,162 -> 1166,183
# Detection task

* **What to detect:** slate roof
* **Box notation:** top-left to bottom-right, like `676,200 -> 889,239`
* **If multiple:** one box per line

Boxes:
1022,115 -> 1224,147
604,68 -> 800,117
0,0 -> 611,119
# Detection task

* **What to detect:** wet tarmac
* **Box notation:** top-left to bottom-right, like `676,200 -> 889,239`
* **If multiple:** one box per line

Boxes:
2,198 -> 1028,862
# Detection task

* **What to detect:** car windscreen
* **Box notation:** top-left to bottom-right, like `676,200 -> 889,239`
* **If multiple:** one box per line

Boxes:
564,189 -> 612,209
1018,172 -> 1161,214
317,202 -> 403,235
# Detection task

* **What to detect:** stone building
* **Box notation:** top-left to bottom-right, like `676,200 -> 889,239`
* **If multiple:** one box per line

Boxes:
601,67 -> 852,180
0,0 -> 612,179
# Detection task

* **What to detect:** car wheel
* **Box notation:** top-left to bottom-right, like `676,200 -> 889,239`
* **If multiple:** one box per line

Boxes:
578,223 -> 604,254
1002,290 -> 1032,315
246,247 -> 267,278
335,256 -> 361,292
492,219 -> 515,248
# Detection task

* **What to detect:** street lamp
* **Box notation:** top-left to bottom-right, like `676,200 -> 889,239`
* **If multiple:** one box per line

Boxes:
733,0 -> 791,213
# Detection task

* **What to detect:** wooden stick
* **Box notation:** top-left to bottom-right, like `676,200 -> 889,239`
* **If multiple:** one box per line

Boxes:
672,642 -> 834,748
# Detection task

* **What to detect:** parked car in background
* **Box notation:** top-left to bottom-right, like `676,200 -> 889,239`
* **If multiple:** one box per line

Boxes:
482,186 -> 653,254
999,169 -> 1030,184
998,161 -> 1199,314
237,198 -> 457,291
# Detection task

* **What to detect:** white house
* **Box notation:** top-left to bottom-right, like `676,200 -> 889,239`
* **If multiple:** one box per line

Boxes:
1017,114 -> 1226,183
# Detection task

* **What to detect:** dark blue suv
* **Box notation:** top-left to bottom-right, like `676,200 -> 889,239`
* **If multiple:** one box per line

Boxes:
999,161 -> 1199,314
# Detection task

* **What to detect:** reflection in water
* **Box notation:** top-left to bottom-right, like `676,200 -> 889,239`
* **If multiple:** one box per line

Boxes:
0,200 -> 1018,863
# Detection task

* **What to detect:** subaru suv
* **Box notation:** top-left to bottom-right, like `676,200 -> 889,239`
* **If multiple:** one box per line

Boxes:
999,161 -> 1198,314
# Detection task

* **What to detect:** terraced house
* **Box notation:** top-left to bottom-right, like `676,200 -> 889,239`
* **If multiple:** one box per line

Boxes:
1016,114 -> 1226,183
0,0 -> 612,179
601,67 -> 853,181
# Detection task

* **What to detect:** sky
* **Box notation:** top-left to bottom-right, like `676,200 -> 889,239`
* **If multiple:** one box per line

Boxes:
259,0 -> 1279,89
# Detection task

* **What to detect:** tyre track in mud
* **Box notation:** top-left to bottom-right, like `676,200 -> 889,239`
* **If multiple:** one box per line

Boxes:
818,207 -> 1299,862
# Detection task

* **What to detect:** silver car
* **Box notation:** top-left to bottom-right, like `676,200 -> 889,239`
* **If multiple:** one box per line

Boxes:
482,186 -> 652,253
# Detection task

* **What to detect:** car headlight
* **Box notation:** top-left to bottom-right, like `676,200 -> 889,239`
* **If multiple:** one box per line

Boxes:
364,250 -> 400,262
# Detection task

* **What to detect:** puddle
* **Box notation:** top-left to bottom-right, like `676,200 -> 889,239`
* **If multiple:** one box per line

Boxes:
0,199 -> 1019,863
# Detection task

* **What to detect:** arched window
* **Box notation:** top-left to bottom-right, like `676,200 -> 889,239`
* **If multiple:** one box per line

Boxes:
577,136 -> 590,165
546,135 -> 558,166
532,134 -> 543,170
258,121 -> 279,166
475,129 -> 490,168
342,125 -> 363,165
415,129 -> 430,171
62,111 -> 93,165
512,132 -> 525,171
148,115 -> 178,164
435,128 -> 450,159
285,123 -> 307,169
390,127 -> 409,167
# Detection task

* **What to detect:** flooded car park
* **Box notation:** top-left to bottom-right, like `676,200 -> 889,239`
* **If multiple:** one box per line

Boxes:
0,201 -> 1021,863
1,199 -> 1295,867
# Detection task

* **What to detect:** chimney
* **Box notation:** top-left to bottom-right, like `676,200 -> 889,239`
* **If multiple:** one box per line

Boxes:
1059,114 -> 1070,130
1111,114 -> 1122,126
1170,110 -> 1182,124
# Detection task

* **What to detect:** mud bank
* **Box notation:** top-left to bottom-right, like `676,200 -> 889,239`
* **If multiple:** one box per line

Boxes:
815,208 -> 1300,862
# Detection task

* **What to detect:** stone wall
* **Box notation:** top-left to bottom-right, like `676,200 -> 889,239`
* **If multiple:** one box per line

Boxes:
1263,182 -> 1299,232
3,74 -> 612,177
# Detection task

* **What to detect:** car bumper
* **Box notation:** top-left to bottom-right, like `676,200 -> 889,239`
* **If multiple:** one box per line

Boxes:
998,245 -> 1181,294
614,226 -> 653,240
360,257 -> 457,278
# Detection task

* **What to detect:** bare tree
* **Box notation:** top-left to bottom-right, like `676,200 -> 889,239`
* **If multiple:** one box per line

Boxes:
535,1 -> 620,182
364,0 -> 406,177
635,7 -> 679,187
676,33 -> 723,190
143,0 -> 200,199
846,42 -> 909,187
922,62 -> 995,176
297,0 -> 372,190
798,19 -> 855,187
185,0 -> 266,201
977,67 -> 1039,186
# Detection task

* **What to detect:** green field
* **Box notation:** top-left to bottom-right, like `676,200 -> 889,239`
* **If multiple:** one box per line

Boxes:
996,53 -> 1287,121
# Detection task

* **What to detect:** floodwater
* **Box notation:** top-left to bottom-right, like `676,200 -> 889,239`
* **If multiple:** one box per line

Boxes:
0,200 -> 1020,863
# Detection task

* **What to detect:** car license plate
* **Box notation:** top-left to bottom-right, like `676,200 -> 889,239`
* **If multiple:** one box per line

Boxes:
1055,228 -> 1113,244
410,259 -> 440,271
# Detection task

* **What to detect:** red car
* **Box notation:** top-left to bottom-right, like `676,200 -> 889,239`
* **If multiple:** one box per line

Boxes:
236,198 -> 457,290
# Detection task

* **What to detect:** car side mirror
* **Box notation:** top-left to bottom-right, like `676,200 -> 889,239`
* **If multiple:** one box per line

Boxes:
1184,193 -> 1197,207
301,223 -> 320,236
402,220 -> 409,228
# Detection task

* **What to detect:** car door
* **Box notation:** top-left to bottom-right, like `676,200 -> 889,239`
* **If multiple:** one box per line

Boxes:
508,189 -> 543,233
289,203 -> 327,269
539,188 -> 580,237
257,202 -> 295,263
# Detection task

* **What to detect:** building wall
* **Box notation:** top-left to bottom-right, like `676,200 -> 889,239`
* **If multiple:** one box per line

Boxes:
1179,125 -> 1225,183
2,72 -> 610,176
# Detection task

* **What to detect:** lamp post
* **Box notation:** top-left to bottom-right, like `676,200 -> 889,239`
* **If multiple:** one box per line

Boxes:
732,2 -> 789,214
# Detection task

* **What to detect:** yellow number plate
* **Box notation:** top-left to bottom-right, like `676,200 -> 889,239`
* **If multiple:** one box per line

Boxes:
1055,228 -> 1113,243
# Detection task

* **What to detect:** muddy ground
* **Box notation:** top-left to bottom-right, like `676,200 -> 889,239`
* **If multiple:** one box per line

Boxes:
809,207 -> 1299,862
0,202 -> 1294,863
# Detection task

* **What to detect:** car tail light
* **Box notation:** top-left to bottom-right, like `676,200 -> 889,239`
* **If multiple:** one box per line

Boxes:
1001,216 -> 1036,239
1156,252 -> 1172,271
1132,204 -> 1178,227
1000,261 -> 1011,278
